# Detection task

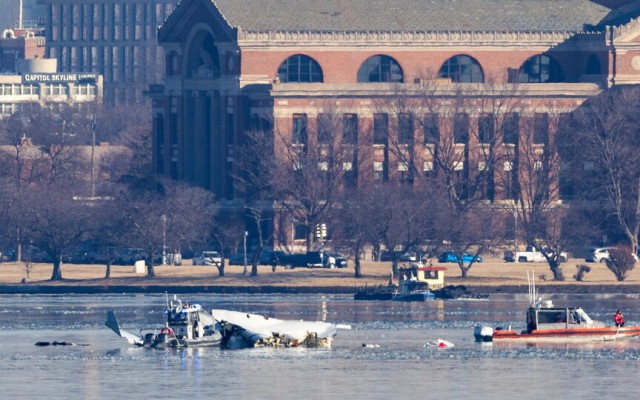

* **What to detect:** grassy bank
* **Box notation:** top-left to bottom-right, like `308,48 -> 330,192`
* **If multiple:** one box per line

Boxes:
1,257 -> 640,294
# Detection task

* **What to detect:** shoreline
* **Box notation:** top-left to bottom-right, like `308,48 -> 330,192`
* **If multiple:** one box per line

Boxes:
2,258 -> 640,296
1,283 -> 639,296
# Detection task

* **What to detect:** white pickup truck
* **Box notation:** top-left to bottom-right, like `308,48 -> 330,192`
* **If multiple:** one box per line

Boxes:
515,245 -> 567,263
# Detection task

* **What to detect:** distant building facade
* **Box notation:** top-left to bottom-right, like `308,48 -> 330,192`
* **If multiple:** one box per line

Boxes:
0,27 -> 102,118
40,0 -> 178,104
148,0 -> 640,245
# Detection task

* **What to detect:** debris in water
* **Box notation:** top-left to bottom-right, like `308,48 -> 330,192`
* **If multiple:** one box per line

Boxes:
425,339 -> 454,348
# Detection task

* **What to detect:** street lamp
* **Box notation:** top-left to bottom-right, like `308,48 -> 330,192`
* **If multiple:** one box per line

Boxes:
90,117 -> 96,198
513,207 -> 518,262
161,214 -> 167,266
243,231 -> 248,274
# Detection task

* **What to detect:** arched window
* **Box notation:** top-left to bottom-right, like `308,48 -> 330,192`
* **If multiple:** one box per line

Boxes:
277,54 -> 323,83
185,31 -> 220,79
586,54 -> 601,75
438,55 -> 484,83
518,55 -> 563,83
357,55 -> 403,83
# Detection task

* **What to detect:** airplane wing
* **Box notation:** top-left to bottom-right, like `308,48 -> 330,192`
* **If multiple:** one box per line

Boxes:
211,309 -> 342,347
105,311 -> 144,346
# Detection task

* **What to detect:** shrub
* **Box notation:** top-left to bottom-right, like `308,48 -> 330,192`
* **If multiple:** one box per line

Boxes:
605,247 -> 636,281
573,264 -> 591,281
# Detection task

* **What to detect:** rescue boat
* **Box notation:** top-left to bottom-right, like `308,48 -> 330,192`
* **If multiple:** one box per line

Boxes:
474,272 -> 640,343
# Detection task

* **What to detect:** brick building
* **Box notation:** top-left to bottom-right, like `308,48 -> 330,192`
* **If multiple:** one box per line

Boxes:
148,0 -> 640,246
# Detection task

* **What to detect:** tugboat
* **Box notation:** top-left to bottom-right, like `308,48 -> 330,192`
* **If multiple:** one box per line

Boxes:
354,265 -> 446,301
106,295 -> 222,348
474,272 -> 640,343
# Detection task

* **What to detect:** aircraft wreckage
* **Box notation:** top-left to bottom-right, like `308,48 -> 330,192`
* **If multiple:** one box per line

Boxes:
105,295 -> 351,349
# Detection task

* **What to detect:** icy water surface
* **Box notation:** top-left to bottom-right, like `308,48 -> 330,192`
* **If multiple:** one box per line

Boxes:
0,293 -> 639,400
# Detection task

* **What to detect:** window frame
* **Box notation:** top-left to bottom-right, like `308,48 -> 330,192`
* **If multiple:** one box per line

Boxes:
277,54 -> 323,83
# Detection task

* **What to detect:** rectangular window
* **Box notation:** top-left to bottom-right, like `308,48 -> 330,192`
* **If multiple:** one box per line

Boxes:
374,113 -> 388,145
454,113 -> 469,144
292,114 -> 307,145
293,224 -> 306,240
373,161 -> 386,182
423,113 -> 440,145
342,114 -> 357,144
317,113 -> 331,144
534,113 -> 548,145
479,114 -> 494,144
503,112 -> 519,145
398,113 -> 413,145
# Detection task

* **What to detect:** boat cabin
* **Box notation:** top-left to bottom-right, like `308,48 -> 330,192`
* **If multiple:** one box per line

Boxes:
166,303 -> 207,339
526,302 -> 597,332
397,265 -> 447,290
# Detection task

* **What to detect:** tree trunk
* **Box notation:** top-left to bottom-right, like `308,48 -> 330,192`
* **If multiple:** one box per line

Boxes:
50,258 -> 63,280
217,260 -> 225,277
146,257 -> 155,278
104,261 -> 111,279
459,262 -> 470,278
354,242 -> 362,278
550,260 -> 564,281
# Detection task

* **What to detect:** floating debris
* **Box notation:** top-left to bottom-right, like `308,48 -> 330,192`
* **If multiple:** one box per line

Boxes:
425,339 -> 454,348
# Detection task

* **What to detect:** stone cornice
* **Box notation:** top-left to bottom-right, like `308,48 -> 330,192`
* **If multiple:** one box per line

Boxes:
237,29 -> 603,47
608,17 -> 640,43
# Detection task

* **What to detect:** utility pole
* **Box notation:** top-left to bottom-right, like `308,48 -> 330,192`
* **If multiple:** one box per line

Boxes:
243,231 -> 248,275
91,118 -> 96,198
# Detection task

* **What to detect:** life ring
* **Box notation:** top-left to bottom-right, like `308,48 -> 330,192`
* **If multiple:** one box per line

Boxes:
160,327 -> 174,335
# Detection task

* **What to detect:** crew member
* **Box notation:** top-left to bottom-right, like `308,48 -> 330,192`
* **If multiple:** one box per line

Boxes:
614,309 -> 625,327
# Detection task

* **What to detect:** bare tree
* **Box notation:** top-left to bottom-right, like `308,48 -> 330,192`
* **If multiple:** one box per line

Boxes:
566,87 -> 640,256
210,210 -> 246,277
234,128 -> 278,276
19,182 -> 93,280
331,188 -> 385,278
507,109 -> 570,280
118,179 -> 217,277
272,103 -> 365,251
370,79 -> 520,277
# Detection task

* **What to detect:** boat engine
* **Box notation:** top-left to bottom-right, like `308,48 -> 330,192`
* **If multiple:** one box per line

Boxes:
473,325 -> 494,342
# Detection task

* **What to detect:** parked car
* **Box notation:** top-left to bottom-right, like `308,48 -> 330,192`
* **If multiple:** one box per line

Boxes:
278,251 -> 349,269
515,245 -> 567,263
503,250 -> 516,263
323,252 -> 348,268
305,251 -> 325,268
380,250 -> 416,262
585,247 -> 638,263
279,253 -> 309,269
585,247 -> 612,263
228,250 -> 284,266
438,251 -> 483,264
192,251 -> 222,266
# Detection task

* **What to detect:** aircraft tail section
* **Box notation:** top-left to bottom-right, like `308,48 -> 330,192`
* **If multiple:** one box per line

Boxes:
105,311 -> 143,346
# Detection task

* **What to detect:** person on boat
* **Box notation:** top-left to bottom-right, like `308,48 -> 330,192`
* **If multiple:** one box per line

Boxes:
614,310 -> 625,327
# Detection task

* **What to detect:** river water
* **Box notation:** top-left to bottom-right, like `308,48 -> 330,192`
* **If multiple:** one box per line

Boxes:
0,292 -> 639,400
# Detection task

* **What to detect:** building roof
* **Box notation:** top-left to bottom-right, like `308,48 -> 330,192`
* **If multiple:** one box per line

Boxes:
599,0 -> 640,26
212,0 -> 612,32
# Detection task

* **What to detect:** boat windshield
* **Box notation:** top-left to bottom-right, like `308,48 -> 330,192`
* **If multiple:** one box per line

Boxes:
537,309 -> 567,324
168,312 -> 189,325
574,308 -> 593,324
536,308 -> 593,325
